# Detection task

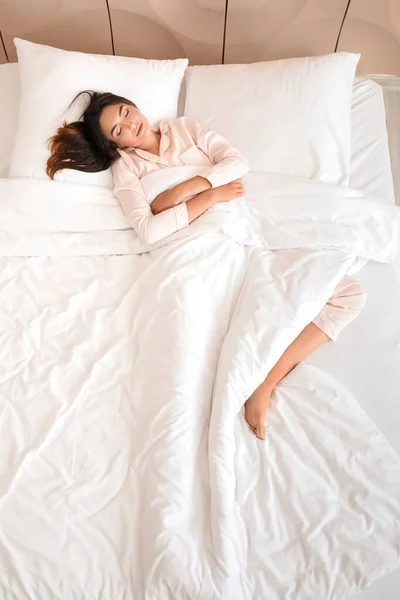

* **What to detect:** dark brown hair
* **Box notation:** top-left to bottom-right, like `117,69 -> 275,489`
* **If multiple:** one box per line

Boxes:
46,91 -> 137,179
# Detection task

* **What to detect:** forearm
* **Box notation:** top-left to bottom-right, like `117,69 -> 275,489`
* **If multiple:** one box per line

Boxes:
151,176 -> 211,215
154,183 -> 233,220
186,188 -> 216,223
151,175 -> 212,215
174,176 -> 211,202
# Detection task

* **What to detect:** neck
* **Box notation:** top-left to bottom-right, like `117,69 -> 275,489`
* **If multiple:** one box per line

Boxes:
138,130 -> 161,155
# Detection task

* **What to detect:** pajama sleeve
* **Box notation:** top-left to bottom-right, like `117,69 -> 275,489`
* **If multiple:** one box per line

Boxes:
112,158 -> 189,245
182,117 -> 249,188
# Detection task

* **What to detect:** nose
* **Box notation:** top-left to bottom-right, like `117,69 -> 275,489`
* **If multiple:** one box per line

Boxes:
128,120 -> 137,133
120,115 -> 134,127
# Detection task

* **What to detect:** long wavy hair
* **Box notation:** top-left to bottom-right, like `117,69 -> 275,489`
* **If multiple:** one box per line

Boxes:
46,91 -> 137,179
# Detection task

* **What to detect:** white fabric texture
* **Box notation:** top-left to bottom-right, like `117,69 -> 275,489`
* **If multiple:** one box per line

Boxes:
183,53 -> 359,185
309,261 -> 400,457
1,168 -> 400,599
0,63 -> 20,178
8,38 -> 188,188
349,77 -> 395,203
1,166 -> 400,260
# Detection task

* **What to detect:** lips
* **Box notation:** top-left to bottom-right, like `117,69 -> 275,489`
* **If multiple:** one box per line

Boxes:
136,122 -> 143,136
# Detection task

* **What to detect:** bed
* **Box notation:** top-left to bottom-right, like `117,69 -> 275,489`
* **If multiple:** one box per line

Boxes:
308,76 -> 400,600
0,57 -> 400,599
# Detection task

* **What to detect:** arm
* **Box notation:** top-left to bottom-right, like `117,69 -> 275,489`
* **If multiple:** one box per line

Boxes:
112,159 -> 216,244
153,180 -> 245,221
152,118 -> 249,213
184,117 -> 249,188
115,188 -> 187,245
151,175 -> 211,215
117,187 -> 217,241
112,159 -> 187,244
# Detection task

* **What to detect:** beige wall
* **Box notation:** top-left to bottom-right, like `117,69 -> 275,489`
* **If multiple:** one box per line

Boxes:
108,0 -> 226,65
0,0 -> 399,74
0,0 -> 112,61
337,0 -> 400,76
223,0 -> 349,64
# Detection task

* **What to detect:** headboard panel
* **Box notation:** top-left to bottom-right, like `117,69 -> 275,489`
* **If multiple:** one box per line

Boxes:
1,0 -> 113,61
0,0 -> 399,74
223,0 -> 350,65
0,33 -> 6,64
108,0 -> 226,65
337,0 -> 400,76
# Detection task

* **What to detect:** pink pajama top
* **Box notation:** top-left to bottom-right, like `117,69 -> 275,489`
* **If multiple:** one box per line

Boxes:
112,117 -> 249,244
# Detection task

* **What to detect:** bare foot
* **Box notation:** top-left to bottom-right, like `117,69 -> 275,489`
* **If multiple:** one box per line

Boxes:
245,382 -> 274,440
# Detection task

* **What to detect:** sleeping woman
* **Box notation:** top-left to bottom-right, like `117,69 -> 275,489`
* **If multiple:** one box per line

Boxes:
47,91 -> 367,440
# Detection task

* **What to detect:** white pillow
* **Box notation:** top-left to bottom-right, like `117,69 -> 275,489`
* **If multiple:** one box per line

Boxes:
183,53 -> 360,186
0,63 -> 20,178
2,65 -> 391,200
9,38 -> 188,188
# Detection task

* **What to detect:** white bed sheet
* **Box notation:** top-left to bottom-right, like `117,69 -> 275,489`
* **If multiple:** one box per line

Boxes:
309,262 -> 400,456
308,255 -> 400,600
315,79 -> 400,599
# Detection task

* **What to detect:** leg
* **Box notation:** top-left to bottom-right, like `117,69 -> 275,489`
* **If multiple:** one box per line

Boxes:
245,277 -> 367,440
245,323 -> 329,439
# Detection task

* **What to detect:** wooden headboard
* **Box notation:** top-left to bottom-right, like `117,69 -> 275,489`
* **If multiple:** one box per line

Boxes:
1,0 -> 400,75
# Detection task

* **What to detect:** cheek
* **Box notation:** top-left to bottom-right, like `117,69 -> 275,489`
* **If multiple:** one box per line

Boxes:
123,130 -> 138,146
121,131 -> 134,146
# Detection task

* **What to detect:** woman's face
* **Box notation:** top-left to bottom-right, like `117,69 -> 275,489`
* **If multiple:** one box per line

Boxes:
99,103 -> 150,148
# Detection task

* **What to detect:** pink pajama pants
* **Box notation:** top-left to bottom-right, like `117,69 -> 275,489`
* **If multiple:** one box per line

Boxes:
312,276 -> 367,340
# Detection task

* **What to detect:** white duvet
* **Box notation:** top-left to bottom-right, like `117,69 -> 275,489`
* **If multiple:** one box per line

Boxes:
0,167 -> 400,600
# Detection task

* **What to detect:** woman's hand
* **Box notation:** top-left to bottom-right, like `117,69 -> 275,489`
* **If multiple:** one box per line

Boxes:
151,178 -> 244,216
151,187 -> 182,215
212,179 -> 244,203
185,179 -> 244,223
151,176 -> 213,215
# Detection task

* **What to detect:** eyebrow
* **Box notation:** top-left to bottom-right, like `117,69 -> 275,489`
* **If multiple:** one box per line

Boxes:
110,105 -> 123,137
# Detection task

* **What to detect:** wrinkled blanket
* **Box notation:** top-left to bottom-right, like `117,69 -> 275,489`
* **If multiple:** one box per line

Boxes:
0,169 -> 399,600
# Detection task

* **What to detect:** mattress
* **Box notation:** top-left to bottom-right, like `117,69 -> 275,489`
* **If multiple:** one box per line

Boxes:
315,78 -> 400,600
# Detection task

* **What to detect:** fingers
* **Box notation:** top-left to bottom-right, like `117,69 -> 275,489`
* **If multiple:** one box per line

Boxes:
247,420 -> 266,440
256,422 -> 265,440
